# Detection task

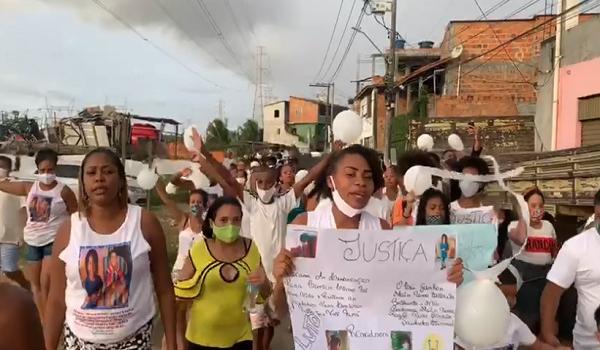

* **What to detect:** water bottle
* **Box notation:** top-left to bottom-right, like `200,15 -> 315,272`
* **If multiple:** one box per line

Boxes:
243,283 -> 259,314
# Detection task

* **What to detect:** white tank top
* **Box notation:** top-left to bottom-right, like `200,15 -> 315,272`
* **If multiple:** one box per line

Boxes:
24,181 -> 68,246
307,200 -> 382,230
173,224 -> 199,271
59,205 -> 156,344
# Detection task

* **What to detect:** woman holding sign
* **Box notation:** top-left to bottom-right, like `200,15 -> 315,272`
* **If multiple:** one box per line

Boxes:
272,144 -> 464,311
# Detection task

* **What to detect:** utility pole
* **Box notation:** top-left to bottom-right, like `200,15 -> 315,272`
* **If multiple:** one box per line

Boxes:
309,82 -> 335,151
383,0 -> 397,163
550,0 -> 564,151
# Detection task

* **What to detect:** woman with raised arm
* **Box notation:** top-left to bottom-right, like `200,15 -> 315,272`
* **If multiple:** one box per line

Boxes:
0,148 -> 77,318
272,144 -> 464,313
44,148 -> 176,350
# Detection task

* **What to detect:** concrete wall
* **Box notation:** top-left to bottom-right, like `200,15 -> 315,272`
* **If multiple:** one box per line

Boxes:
535,17 -> 600,150
262,101 -> 301,146
556,57 -> 600,149
289,97 -> 320,124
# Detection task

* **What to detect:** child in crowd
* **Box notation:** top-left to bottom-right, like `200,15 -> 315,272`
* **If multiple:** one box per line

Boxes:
415,188 -> 451,226
449,156 -> 497,225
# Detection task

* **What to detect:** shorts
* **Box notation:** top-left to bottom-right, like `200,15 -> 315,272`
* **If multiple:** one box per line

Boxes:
63,319 -> 153,350
25,242 -> 53,262
0,243 -> 20,272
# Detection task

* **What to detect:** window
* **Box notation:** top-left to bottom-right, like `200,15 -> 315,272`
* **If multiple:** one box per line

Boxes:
274,109 -> 280,118
578,95 -> 600,146
277,128 -> 281,135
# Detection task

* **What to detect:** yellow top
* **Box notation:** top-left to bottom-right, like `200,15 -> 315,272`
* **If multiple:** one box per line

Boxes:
175,238 -> 261,347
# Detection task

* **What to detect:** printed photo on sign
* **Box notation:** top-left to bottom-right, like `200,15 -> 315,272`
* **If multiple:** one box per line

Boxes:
28,195 -> 53,223
435,234 -> 456,270
423,334 -> 445,350
79,242 -> 133,310
289,231 -> 318,258
287,229 -> 318,259
391,331 -> 412,350
325,330 -> 349,350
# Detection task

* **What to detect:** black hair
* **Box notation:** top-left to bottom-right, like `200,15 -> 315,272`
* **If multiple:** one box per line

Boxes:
415,188 -> 451,225
85,249 -> 99,276
595,305 -> 600,328
457,156 -> 490,175
329,335 -> 341,346
428,152 -> 441,167
523,186 -> 545,203
396,150 -> 438,176
229,163 -> 237,170
34,148 -> 58,168
441,233 -> 448,243
594,189 -> 600,206
78,148 -> 128,215
442,149 -> 456,157
201,196 -> 243,239
497,209 -> 517,258
309,144 -> 384,200
0,156 -> 12,170
278,163 -> 295,181
189,189 -> 208,207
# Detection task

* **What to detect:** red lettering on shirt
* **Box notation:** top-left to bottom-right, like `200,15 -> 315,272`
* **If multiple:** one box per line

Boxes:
525,236 -> 556,254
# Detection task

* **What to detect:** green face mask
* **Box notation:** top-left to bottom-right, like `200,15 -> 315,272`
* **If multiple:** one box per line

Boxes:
212,223 -> 241,243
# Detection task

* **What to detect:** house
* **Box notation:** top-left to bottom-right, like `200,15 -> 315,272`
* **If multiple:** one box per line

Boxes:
535,15 -> 600,150
262,96 -> 347,151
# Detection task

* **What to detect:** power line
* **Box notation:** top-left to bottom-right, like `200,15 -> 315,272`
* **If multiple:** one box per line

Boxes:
319,0 -> 360,82
451,0 -> 512,40
328,1 -> 370,82
89,0 -> 222,88
472,0 -> 531,86
223,0 -> 254,56
148,0 -> 230,71
313,0 -> 346,83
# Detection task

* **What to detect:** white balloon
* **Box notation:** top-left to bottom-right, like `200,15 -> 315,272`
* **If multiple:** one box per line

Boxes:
295,169 -> 309,183
403,166 -> 432,196
184,166 -> 210,189
332,110 -> 362,144
165,182 -> 178,195
448,133 -> 465,151
416,134 -> 434,151
455,279 -> 510,348
183,125 -> 199,152
137,167 -> 159,190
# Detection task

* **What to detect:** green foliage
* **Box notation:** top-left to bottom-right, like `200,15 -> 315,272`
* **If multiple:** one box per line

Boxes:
235,119 -> 262,156
0,116 -> 43,141
205,118 -> 231,150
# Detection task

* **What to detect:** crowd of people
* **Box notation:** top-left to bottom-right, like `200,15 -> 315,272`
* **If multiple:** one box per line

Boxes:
0,127 -> 599,350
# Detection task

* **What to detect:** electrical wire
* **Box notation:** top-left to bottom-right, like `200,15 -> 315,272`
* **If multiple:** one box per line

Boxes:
451,0 -> 513,40
328,1 -> 370,82
148,0 -> 231,72
472,0 -> 531,86
318,0 -> 360,82
89,0 -> 222,88
312,0 -> 346,83
223,0 -> 254,56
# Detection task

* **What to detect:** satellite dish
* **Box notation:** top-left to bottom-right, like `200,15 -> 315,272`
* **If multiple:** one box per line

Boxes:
451,45 -> 464,59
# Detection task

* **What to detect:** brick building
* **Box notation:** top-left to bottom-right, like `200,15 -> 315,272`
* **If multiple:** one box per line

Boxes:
353,13 -> 596,154
263,96 -> 346,151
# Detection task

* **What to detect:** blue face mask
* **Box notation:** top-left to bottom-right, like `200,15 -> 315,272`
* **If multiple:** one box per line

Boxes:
190,204 -> 204,217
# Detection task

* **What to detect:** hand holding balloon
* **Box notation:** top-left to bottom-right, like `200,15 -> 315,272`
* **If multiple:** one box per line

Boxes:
137,167 -> 159,190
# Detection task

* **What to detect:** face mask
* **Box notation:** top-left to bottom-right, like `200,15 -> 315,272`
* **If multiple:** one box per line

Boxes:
236,177 -> 246,185
329,176 -> 363,218
256,186 -> 276,203
190,204 -> 204,217
36,173 -> 56,185
459,180 -> 479,198
426,215 -> 444,225
0,168 -> 8,179
531,208 -> 544,220
212,223 -> 241,243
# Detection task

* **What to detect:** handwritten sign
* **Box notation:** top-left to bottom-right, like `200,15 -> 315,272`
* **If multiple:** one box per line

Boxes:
285,225 -> 457,350
450,205 -> 497,225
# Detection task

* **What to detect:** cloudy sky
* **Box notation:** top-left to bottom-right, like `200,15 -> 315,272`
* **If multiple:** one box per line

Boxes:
0,0 -> 551,129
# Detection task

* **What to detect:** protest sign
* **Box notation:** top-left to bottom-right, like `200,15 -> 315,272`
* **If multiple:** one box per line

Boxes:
285,225 -> 459,350
450,204 -> 497,225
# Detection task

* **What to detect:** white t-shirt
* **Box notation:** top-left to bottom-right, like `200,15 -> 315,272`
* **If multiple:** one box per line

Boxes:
547,227 -> 600,349
0,181 -> 25,244
455,313 -> 536,350
243,189 -> 297,282
509,220 -> 556,265
364,197 -> 391,221
24,181 -> 69,246
450,201 -> 498,225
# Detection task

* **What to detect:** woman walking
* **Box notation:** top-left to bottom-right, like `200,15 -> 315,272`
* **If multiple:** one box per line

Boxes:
43,148 -> 176,350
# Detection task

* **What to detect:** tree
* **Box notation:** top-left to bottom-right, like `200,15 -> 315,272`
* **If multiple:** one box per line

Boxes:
235,119 -> 262,156
205,118 -> 231,150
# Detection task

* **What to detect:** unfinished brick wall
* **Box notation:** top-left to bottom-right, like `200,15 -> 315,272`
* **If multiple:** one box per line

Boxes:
288,97 -> 320,124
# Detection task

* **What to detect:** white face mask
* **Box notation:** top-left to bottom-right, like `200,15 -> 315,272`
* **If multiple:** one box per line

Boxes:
256,186 -> 276,203
0,168 -> 8,179
236,177 -> 246,185
459,180 -> 480,198
36,173 -> 56,185
329,176 -> 363,218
